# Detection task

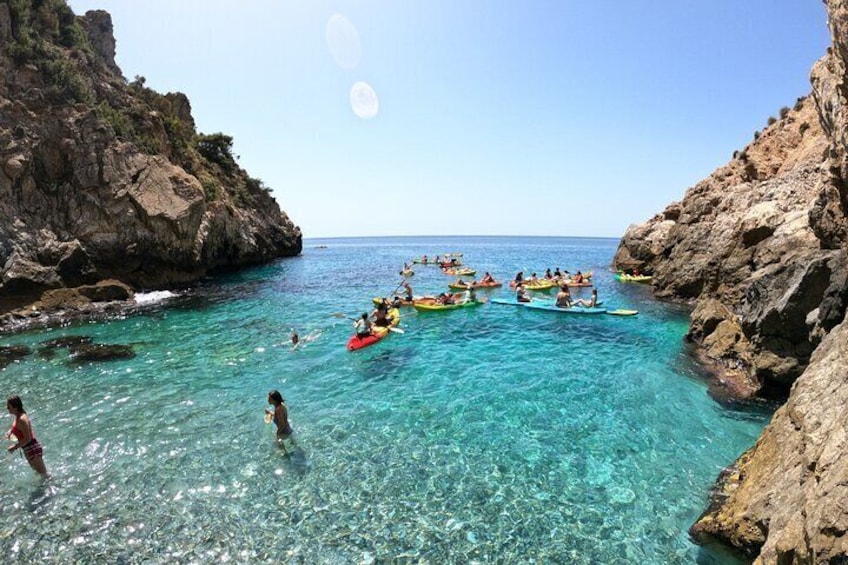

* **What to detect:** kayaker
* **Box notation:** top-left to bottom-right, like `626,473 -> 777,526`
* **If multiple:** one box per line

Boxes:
514,271 -> 524,284
555,286 -> 573,308
354,313 -> 372,336
574,271 -> 584,284
574,289 -> 598,308
481,272 -> 495,284
290,330 -> 299,346
402,282 -> 414,302
516,284 -> 531,303
529,272 -> 539,284
467,287 -> 478,303
437,292 -> 455,305
554,267 -> 562,278
372,304 -> 393,327
544,268 -> 553,280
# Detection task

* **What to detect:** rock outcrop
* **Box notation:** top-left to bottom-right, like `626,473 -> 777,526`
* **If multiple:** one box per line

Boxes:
614,1 -> 848,561
0,1 -> 302,308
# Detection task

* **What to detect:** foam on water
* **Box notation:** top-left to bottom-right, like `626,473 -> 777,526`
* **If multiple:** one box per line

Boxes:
0,237 -> 763,563
133,290 -> 179,305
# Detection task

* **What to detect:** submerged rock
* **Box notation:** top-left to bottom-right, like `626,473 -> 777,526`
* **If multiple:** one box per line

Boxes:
69,343 -> 135,362
0,344 -> 32,368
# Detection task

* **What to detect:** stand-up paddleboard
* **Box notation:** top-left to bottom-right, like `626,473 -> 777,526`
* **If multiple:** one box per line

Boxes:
522,302 -> 608,315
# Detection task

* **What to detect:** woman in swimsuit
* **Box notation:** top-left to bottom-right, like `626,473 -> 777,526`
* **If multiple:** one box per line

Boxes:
265,390 -> 293,443
574,289 -> 598,308
6,395 -> 48,475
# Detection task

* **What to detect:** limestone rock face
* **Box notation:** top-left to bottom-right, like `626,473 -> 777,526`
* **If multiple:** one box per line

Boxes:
615,97 -> 834,396
0,1 -> 302,300
614,0 -> 848,560
691,318 -> 848,564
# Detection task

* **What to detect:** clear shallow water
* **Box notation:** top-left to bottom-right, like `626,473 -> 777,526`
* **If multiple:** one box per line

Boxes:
0,236 -> 766,563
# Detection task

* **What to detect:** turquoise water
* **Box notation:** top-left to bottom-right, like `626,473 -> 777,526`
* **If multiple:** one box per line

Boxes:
0,236 -> 766,563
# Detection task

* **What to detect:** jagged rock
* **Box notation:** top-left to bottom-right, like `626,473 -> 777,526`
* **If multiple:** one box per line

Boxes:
616,0 -> 848,560
78,10 -> 121,76
34,279 -> 133,311
692,316 -> 848,563
614,97 -> 834,394
0,1 -> 302,304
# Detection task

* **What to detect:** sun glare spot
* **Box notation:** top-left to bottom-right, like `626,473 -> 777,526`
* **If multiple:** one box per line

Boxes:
326,14 -> 362,69
350,81 -> 379,119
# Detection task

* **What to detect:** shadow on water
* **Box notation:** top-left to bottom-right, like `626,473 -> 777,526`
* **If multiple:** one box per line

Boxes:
277,438 -> 309,477
26,477 -> 58,513
352,347 -> 416,381
696,540 -> 751,565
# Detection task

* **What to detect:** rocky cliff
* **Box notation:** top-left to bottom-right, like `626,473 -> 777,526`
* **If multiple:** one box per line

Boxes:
0,0 -> 302,308
613,1 -> 848,561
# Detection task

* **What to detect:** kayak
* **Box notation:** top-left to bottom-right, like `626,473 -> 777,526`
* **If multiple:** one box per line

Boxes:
346,307 -> 401,351
614,273 -> 652,283
523,302 -> 607,315
491,297 -> 618,315
490,297 -> 536,307
508,279 -> 556,291
557,281 -> 593,288
442,267 -> 475,276
448,280 -> 503,290
413,299 -> 483,312
412,258 -> 440,265
400,269 -> 415,277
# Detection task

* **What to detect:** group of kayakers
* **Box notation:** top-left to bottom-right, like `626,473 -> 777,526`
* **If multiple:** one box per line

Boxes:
512,268 -> 590,287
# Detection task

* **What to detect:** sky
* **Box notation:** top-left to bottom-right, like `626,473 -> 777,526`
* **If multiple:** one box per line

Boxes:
66,1 -> 830,238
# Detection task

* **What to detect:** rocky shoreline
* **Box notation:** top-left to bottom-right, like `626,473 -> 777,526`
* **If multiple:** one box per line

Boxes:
613,1 -> 848,561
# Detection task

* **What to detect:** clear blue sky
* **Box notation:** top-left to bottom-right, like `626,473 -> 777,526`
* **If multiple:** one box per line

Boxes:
67,1 -> 829,238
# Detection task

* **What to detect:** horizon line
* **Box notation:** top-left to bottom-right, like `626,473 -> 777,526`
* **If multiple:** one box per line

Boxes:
303,234 -> 623,241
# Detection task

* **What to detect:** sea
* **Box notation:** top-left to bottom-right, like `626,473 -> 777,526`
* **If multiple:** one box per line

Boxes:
0,236 -> 769,564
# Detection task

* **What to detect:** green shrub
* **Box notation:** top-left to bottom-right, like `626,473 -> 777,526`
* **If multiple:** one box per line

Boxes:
42,58 -> 92,103
778,106 -> 790,119
196,133 -> 236,172
202,180 -> 220,202
766,116 -> 777,126
95,101 -> 133,138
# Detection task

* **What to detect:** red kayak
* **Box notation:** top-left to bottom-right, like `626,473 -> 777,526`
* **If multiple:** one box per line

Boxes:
346,308 -> 401,351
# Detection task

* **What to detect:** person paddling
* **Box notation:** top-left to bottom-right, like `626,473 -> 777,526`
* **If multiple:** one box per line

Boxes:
354,313 -> 372,337
402,282 -> 414,302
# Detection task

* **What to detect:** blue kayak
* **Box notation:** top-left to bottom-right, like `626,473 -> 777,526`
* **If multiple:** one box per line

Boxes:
523,302 -> 607,315
491,297 -> 614,315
